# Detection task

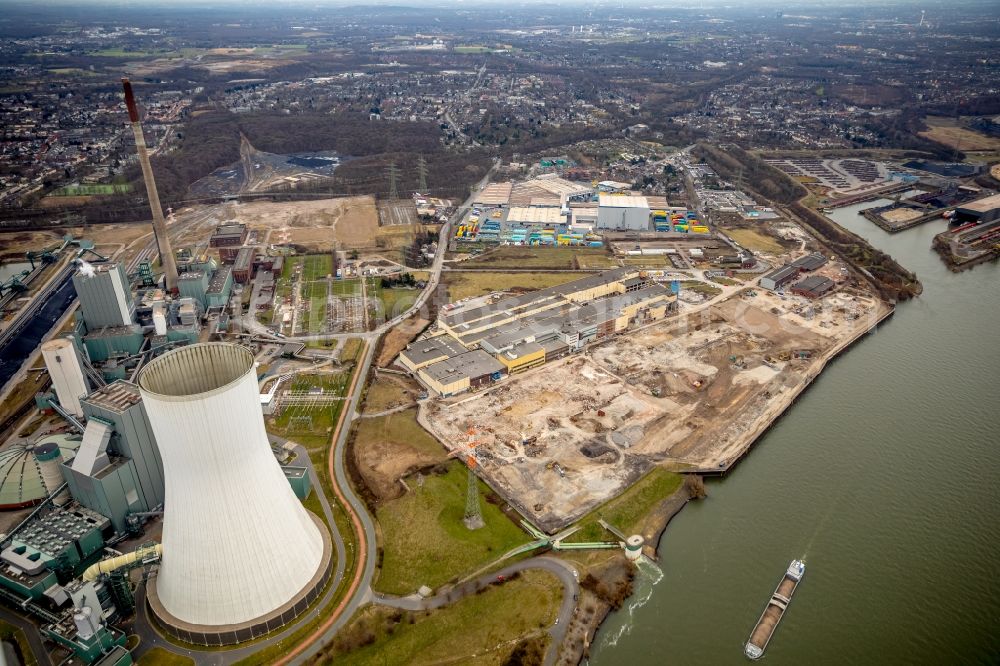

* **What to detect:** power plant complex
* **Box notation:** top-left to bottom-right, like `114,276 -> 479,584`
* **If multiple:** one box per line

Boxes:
0,78 -> 328,663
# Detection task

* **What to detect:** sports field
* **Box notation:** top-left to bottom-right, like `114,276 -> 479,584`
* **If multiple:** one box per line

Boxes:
52,183 -> 131,196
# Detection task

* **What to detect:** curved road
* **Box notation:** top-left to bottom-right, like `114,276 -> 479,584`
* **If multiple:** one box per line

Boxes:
372,555 -> 579,666
280,162 -> 501,664
130,161 -> 500,664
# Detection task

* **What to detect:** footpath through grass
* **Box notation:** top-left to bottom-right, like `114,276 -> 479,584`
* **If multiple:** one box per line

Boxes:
329,570 -> 558,665
375,461 -> 528,594
461,245 -> 616,270
568,467 -> 684,543
443,271 -> 589,301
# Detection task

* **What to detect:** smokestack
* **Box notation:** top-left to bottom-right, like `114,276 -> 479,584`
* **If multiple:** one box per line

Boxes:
123,78 -> 179,292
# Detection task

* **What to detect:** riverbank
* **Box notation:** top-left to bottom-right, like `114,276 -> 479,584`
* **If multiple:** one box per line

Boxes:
568,298 -> 894,664
588,182 -> 1000,666
559,478 -> 698,665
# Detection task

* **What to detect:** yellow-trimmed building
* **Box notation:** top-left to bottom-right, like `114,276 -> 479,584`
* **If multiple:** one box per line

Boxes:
497,342 -> 546,374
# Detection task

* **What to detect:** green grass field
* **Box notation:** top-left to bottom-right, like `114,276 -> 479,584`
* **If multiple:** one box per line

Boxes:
355,408 -> 442,456
368,280 -> 419,321
681,280 -> 723,297
301,254 -> 334,280
443,271 -> 589,301
47,67 -> 98,77
331,570 -> 557,664
136,648 -> 194,666
90,48 -> 170,57
52,183 -> 131,196
461,245 -> 615,270
362,378 -> 418,414
330,279 -> 360,296
568,467 -> 684,543
375,461 -> 528,594
725,228 -> 785,254
340,338 -> 364,362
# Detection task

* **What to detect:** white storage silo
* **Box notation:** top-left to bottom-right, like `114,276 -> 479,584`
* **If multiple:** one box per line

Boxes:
41,338 -> 89,418
33,440 -> 68,505
137,343 -> 328,640
152,302 -> 167,336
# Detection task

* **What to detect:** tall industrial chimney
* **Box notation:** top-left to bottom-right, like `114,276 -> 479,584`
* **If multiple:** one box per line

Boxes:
122,78 -> 179,292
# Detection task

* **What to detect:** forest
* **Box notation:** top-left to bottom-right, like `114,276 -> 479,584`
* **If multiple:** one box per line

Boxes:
28,110 -> 494,224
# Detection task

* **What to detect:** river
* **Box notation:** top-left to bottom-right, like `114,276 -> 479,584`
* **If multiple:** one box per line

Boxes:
590,199 -> 1000,664
0,274 -> 76,388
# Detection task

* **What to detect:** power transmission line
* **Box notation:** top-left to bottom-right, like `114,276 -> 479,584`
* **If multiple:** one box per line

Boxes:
416,156 -> 428,192
387,162 -> 399,199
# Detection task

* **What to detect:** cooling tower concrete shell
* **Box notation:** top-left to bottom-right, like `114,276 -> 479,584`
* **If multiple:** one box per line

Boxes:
137,343 -> 330,641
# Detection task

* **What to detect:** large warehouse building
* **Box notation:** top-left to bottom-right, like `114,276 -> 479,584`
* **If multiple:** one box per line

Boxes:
596,193 -> 650,230
400,268 -> 676,396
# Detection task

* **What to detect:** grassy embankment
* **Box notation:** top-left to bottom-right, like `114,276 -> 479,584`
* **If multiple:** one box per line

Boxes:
374,461 -> 527,595
567,468 -> 684,543
361,376 -> 421,413
680,280 -> 722,297
324,570 -> 558,665
0,621 -> 38,666
137,648 -> 194,666
367,279 -> 420,322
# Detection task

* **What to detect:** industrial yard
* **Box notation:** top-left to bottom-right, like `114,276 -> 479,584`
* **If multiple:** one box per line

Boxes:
422,284 -> 887,532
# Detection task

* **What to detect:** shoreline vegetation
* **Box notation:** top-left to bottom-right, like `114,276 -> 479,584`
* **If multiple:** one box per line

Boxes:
693,143 -> 922,302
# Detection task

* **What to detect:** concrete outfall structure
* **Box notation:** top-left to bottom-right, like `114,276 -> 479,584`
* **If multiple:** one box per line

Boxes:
122,78 -> 179,293
137,343 -> 329,644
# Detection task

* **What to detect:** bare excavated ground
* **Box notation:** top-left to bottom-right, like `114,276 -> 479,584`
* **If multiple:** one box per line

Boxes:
233,196 -> 379,251
378,316 -> 430,368
422,286 -> 886,532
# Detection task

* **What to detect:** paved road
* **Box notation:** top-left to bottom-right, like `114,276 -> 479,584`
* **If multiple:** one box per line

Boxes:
133,162 -> 500,664
282,161 -> 500,663
372,555 -> 579,666
0,606 -> 53,666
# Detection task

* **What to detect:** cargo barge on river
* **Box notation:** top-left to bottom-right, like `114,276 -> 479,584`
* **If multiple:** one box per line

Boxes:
745,559 -> 805,660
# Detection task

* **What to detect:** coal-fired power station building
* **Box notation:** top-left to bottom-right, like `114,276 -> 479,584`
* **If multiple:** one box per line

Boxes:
136,343 -> 331,645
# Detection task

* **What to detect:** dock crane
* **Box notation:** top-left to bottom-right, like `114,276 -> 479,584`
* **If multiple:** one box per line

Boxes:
25,234 -> 107,270
0,270 -> 30,297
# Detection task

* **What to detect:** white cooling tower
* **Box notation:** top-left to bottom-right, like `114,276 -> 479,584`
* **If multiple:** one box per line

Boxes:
41,338 -> 89,418
137,343 -> 328,638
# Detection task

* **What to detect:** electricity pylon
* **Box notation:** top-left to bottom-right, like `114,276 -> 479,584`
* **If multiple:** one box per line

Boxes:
416,156 -> 428,192
387,162 -> 399,199
450,427 -> 484,530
